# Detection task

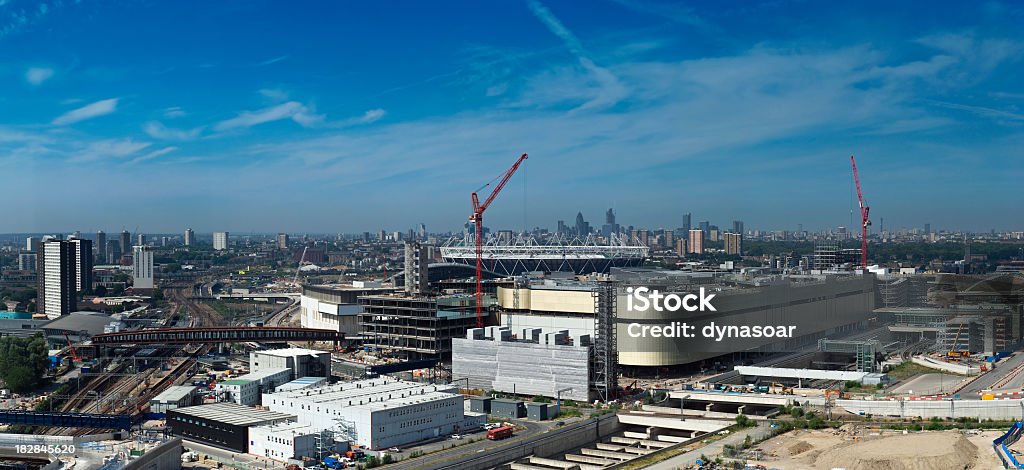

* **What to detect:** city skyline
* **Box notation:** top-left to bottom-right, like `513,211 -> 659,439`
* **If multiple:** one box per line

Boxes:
1,1 -> 1022,232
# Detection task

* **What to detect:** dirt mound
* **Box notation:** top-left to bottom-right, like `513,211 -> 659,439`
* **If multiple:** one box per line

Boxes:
814,432 -> 977,470
786,440 -> 813,456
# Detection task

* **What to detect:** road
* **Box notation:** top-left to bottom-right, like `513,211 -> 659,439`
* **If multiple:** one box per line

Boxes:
381,419 -> 550,470
184,439 -> 288,470
958,352 -> 1024,398
641,423 -> 773,470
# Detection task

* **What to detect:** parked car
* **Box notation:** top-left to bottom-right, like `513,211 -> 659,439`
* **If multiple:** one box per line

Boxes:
449,434 -> 463,440
388,447 -> 402,453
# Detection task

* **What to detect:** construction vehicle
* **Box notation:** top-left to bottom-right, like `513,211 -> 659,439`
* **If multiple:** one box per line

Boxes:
947,322 -> 969,360
469,153 -> 528,328
770,382 -> 794,395
850,155 -> 871,267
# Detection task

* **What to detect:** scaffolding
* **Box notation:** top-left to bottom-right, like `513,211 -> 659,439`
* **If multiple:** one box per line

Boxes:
813,242 -> 839,270
818,339 -> 882,372
591,282 -> 618,403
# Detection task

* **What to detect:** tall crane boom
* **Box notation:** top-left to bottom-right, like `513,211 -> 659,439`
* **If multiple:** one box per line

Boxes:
470,153 -> 528,328
850,155 -> 870,267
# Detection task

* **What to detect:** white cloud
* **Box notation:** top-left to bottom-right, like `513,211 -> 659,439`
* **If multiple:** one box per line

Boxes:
25,67 -> 54,85
163,107 -> 186,119
526,0 -> 628,112
259,88 -> 290,101
214,101 -> 324,131
257,55 -> 289,66
52,98 -> 119,125
70,138 -> 151,162
129,146 -> 178,164
359,109 -> 386,124
144,121 -> 204,140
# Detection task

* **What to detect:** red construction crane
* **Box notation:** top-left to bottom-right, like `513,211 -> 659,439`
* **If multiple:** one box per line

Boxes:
63,332 -> 81,363
850,155 -> 870,267
470,153 -> 528,328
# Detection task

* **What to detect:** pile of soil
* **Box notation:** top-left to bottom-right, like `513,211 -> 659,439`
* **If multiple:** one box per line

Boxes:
814,432 -> 977,470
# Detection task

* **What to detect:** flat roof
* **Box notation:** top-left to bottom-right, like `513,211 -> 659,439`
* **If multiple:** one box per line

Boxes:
170,403 -> 295,427
238,368 -> 291,381
41,312 -> 113,336
152,385 -> 197,403
253,348 -> 328,358
219,379 -> 250,386
267,378 -> 458,408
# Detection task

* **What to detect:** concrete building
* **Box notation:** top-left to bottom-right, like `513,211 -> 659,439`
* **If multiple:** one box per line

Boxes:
688,229 -> 704,254
723,232 -> 742,255
150,385 -> 199,413
403,241 -> 428,295
167,403 -> 295,453
184,228 -> 194,247
216,368 -> 291,405
277,233 -> 289,250
452,327 -> 591,401
25,236 -> 37,252
250,348 -> 331,378
213,232 -> 229,251
263,378 -> 483,450
300,284 -> 390,334
132,245 -> 154,289
36,240 -> 77,319
358,294 -> 485,362
248,421 -> 324,463
69,238 -> 93,293
119,230 -> 131,257
95,231 -> 107,264
136,233 -> 146,246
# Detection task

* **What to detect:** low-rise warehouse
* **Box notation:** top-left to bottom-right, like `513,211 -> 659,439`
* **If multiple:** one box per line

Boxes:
167,403 -> 295,453
149,385 -> 199,413
250,348 -> 331,378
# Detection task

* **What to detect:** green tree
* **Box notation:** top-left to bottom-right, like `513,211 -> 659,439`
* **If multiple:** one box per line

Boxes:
0,333 -> 50,392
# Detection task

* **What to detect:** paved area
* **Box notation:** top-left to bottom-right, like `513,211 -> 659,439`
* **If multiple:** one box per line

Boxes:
890,373 -> 968,395
642,422 -> 773,470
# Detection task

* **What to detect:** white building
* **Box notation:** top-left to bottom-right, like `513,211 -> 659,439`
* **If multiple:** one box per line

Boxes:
184,228 -> 194,247
213,232 -> 229,251
263,378 -> 483,450
275,376 -> 329,393
251,348 -> 331,378
217,368 -> 291,405
39,240 -> 76,319
150,385 -> 198,413
132,245 -> 155,289
299,285 -> 388,335
248,421 -> 325,463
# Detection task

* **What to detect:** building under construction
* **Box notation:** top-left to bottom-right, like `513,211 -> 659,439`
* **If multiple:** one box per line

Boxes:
357,294 -> 496,362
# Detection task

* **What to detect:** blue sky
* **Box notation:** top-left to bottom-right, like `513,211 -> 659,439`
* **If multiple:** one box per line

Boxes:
1,0 -> 1022,234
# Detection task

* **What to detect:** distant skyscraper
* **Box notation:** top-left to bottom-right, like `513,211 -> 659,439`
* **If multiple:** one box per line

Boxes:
602,208 -> 619,238
638,229 -> 649,246
724,232 -> 743,255
17,253 -> 36,271
925,223 -> 931,235
277,233 -> 289,250
574,212 -> 590,237
732,220 -> 744,236
664,230 -> 675,249
95,230 -> 107,264
418,223 -> 427,240
213,232 -> 229,251
69,238 -> 93,293
161,236 -> 169,247
184,228 -> 195,247
36,240 -> 77,319
404,241 -> 428,295
699,221 -> 710,238
119,229 -> 131,257
137,233 -> 146,246
25,236 -> 37,252
681,213 -> 692,234
688,229 -> 704,254
132,246 -> 155,289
